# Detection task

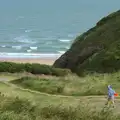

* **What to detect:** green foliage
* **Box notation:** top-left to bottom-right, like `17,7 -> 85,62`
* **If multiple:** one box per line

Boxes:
1,72 -> 120,119
51,67 -> 71,76
53,10 -> 120,75
30,63 -> 52,75
0,62 -> 71,76
40,105 -> 118,120
11,71 -> 120,96
0,62 -> 25,73
78,41 -> 120,73
11,76 -> 65,95
97,10 -> 120,26
0,93 -> 119,120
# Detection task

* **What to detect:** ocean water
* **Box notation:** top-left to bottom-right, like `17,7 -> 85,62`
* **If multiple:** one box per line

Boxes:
0,0 -> 120,58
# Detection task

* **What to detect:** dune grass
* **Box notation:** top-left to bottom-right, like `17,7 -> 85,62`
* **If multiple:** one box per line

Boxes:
0,81 -> 120,120
10,71 -> 120,96
1,72 -> 120,119
0,94 -> 118,120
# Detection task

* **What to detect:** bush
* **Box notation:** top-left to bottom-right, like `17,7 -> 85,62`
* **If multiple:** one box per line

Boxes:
24,63 -> 33,73
51,67 -> 71,76
0,62 -> 25,73
31,63 -> 52,75
0,62 -> 70,76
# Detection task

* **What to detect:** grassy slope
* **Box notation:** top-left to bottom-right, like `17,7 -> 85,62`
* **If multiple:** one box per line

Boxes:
0,90 -> 118,120
0,79 -> 107,113
10,71 -> 120,96
0,74 -> 120,119
0,79 -> 113,109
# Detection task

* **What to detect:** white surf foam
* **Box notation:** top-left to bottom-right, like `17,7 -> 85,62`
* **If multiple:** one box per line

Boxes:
25,30 -> 32,33
12,46 -> 22,50
1,45 -> 6,48
46,41 -> 53,45
59,39 -> 71,42
58,51 -> 66,54
0,52 -> 61,59
30,47 -> 38,50
14,36 -> 36,44
27,49 -> 32,52
65,46 -> 69,49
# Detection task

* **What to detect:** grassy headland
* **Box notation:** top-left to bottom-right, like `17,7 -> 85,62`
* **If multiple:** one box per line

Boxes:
53,10 -> 120,75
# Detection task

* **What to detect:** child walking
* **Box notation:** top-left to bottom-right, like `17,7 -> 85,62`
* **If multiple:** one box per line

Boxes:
106,85 -> 116,108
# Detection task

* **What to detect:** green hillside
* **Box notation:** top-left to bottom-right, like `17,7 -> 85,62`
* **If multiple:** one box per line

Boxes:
53,10 -> 120,75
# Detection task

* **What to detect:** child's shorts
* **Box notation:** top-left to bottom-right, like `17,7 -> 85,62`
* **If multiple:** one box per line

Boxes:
108,95 -> 114,101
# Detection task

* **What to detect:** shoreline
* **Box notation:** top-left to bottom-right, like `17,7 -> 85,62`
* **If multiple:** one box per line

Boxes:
0,57 -> 56,65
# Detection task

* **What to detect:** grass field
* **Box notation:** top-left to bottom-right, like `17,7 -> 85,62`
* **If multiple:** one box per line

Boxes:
10,71 -> 120,96
0,72 -> 120,119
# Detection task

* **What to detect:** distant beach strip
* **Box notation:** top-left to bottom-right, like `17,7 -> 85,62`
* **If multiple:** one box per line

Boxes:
0,52 -> 62,59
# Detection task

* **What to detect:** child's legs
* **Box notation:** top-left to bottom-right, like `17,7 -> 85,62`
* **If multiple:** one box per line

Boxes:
106,96 -> 114,106
106,97 -> 111,106
111,96 -> 115,105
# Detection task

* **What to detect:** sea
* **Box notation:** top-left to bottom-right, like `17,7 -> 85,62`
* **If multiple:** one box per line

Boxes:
0,0 -> 120,59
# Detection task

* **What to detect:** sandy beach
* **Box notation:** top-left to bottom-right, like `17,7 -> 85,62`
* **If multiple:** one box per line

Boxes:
0,58 -> 56,65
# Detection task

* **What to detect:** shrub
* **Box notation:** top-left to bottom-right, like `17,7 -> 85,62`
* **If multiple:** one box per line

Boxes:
0,62 -> 70,76
51,67 -> 71,76
31,63 -> 52,75
0,62 -> 25,73
24,63 -> 33,73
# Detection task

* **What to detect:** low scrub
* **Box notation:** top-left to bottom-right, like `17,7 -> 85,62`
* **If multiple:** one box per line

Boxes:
11,76 -> 65,95
11,75 -> 107,96
0,93 -> 119,120
0,62 -> 71,76
11,71 -> 120,96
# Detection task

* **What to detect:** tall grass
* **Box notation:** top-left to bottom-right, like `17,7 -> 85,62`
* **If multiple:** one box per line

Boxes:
11,71 -> 120,96
1,72 -> 120,119
0,93 -> 119,120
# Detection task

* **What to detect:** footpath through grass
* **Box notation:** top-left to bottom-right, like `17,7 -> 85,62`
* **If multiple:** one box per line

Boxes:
0,73 -> 120,119
0,81 -> 120,120
11,71 -> 120,96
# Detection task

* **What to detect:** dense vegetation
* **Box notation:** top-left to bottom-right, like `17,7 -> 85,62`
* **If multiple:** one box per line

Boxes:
53,10 -> 120,75
0,93 -> 119,120
0,71 -> 120,119
11,71 -> 120,96
0,62 -> 71,76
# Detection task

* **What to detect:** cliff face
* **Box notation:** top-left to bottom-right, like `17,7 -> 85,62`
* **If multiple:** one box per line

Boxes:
53,10 -> 120,75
